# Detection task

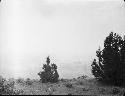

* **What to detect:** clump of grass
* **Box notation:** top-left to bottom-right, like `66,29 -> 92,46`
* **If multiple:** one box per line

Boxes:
60,78 -> 66,82
16,78 -> 25,85
0,76 -> 22,95
98,88 -> 106,94
112,87 -> 120,95
0,76 -> 6,94
65,83 -> 73,88
13,89 -> 24,95
49,93 -> 52,95
68,93 -> 72,95
77,75 -> 88,80
32,79 -> 39,83
0,77 -> 14,95
76,80 -> 84,85
82,88 -> 89,91
73,78 -> 76,81
25,78 -> 33,86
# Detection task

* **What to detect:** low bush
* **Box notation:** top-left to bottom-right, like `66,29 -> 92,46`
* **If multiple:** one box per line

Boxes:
82,75 -> 88,79
16,78 -> 25,85
25,78 -> 33,85
98,88 -> 106,94
60,78 -> 65,82
76,80 -> 84,85
82,88 -> 89,91
13,89 -> 24,95
65,83 -> 73,88
112,87 -> 120,95
0,76 -> 22,95
68,93 -> 72,95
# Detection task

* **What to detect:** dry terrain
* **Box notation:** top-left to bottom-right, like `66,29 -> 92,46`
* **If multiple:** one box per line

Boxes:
12,77 -> 125,95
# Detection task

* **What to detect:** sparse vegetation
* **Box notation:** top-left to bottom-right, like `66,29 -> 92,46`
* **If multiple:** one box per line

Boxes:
0,76 -> 24,95
16,78 -> 25,85
25,78 -> 33,85
98,88 -> 106,94
65,82 -> 73,88
68,93 -> 72,95
76,79 -> 85,85
60,78 -> 67,82
82,88 -> 89,91
77,74 -> 88,79
112,87 -> 120,95
0,75 -> 125,95
0,76 -> 15,95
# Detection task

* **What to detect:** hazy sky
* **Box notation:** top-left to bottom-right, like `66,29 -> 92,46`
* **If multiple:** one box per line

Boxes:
0,0 -> 125,79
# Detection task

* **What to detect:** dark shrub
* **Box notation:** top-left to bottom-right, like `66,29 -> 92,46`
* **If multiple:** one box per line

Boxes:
13,89 -> 24,95
65,83 -> 73,88
112,87 -> 120,95
76,80 -> 84,85
81,75 -> 88,79
98,88 -> 106,94
16,78 -> 25,85
68,93 -> 72,95
25,78 -> 33,85
60,78 -> 66,82
0,76 -> 20,95
38,56 -> 59,83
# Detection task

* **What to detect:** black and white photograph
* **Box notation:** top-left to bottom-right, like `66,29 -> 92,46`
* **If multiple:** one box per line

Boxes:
0,0 -> 125,95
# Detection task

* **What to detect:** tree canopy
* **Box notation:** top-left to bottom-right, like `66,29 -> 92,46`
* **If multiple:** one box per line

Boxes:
91,32 -> 125,86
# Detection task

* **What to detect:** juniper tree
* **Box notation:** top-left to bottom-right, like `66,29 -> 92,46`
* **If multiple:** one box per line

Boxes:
91,32 -> 125,86
38,56 -> 59,83
120,36 -> 125,85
